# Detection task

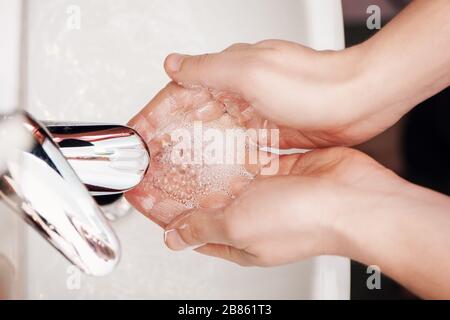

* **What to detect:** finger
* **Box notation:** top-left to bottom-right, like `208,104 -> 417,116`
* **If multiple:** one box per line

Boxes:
275,153 -> 305,176
127,82 -> 180,140
128,82 -> 218,138
228,176 -> 252,198
164,51 -> 246,92
187,100 -> 225,122
194,244 -> 254,266
223,43 -> 251,52
198,191 -> 231,209
164,208 -> 232,250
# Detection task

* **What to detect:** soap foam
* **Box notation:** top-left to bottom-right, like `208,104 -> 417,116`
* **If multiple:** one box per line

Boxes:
149,100 -> 254,210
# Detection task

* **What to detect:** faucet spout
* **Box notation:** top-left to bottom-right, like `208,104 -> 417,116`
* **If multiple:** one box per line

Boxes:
44,121 -> 150,196
0,112 -> 121,276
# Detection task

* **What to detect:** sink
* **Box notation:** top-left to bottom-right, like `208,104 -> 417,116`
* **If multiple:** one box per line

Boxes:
0,0 -> 349,299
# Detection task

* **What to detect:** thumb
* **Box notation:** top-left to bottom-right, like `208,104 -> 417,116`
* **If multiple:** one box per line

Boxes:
164,52 -> 245,92
164,207 -> 232,251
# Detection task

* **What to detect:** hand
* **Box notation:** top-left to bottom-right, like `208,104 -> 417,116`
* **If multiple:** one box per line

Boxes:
164,40 -> 392,148
163,147 -> 399,266
163,145 -> 450,300
125,82 -> 278,227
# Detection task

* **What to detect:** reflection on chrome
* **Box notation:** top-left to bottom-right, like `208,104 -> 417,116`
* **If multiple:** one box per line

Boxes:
45,121 -> 150,196
0,112 -> 121,276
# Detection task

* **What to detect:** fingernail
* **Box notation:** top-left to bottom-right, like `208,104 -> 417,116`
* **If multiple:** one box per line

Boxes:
164,229 -> 189,250
166,53 -> 184,73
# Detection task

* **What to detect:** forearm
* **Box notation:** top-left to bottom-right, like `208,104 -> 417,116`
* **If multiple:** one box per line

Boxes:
336,178 -> 450,299
352,0 -> 450,121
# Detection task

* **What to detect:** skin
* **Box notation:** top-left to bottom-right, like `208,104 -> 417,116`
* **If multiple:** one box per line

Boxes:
127,0 -> 450,299
126,83 -> 273,227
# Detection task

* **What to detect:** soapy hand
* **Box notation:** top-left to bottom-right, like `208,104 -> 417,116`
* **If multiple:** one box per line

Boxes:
124,79 -> 450,289
162,147 -> 401,266
126,86 -> 450,298
164,33 -> 450,149
125,82 -> 278,227
162,145 -> 450,299
124,81 -> 398,267
164,40 -> 394,148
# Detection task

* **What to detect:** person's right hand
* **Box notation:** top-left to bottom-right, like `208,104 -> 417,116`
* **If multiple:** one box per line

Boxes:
164,40 -> 396,148
163,147 -> 395,266
163,146 -> 450,299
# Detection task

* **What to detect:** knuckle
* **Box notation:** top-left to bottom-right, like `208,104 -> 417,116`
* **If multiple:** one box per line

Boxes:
195,53 -> 214,69
225,43 -> 249,52
254,39 -> 300,54
254,39 -> 281,48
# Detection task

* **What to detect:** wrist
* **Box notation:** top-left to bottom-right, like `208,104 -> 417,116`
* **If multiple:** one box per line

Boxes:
319,44 -> 377,127
322,40 -> 416,143
331,173 -> 450,265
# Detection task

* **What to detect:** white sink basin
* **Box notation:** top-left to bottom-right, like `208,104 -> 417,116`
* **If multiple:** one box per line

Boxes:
0,0 -> 349,299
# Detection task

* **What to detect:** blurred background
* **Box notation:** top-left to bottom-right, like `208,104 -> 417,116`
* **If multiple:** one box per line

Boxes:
343,0 -> 450,299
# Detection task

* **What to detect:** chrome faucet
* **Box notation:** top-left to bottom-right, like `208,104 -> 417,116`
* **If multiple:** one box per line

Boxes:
45,120 -> 149,196
0,111 -> 150,276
